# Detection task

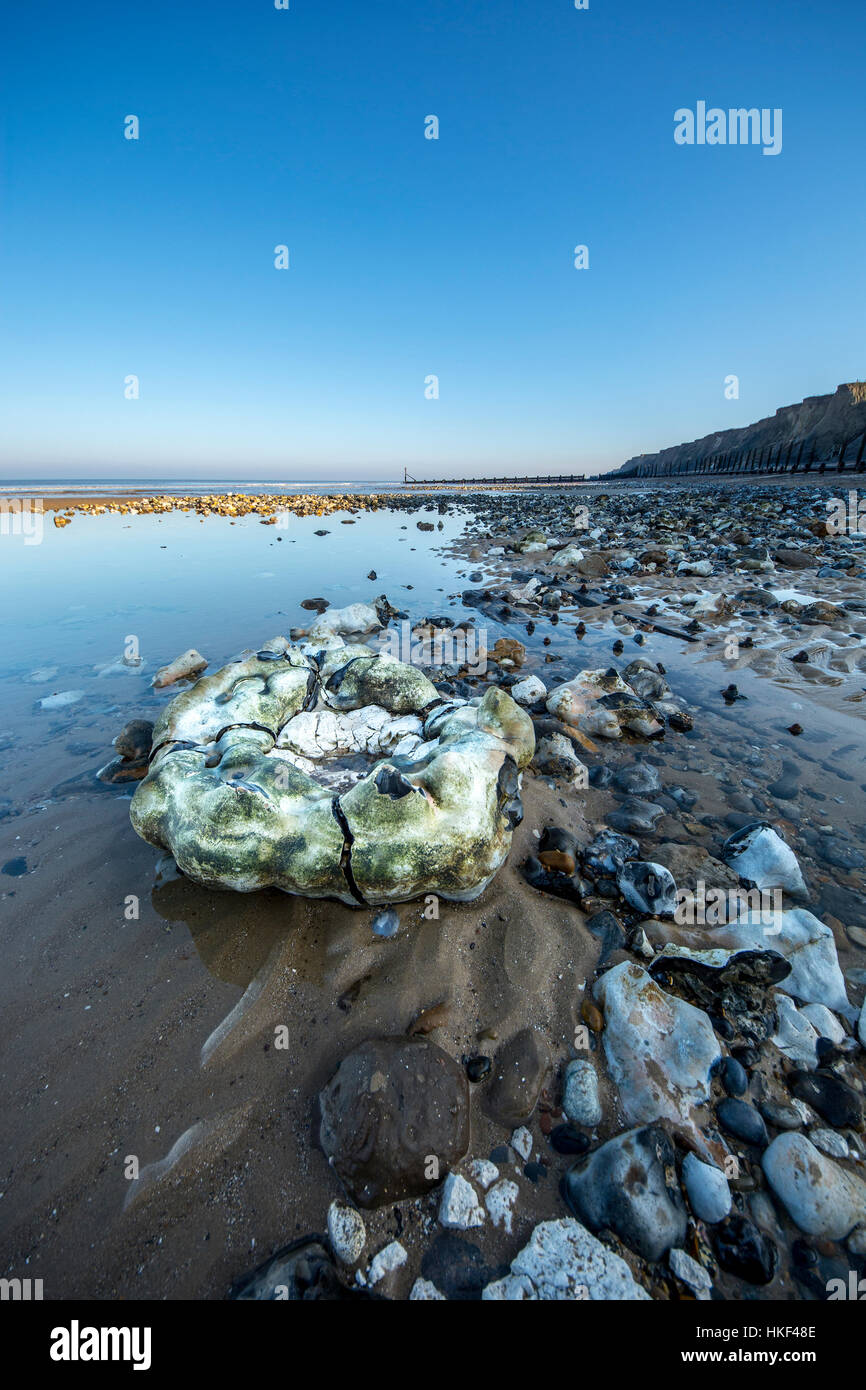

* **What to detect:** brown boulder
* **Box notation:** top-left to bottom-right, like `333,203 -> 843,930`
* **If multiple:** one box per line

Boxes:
319,1036 -> 469,1208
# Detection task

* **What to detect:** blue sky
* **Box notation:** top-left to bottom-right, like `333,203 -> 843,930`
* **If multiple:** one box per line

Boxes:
1,0 -> 863,480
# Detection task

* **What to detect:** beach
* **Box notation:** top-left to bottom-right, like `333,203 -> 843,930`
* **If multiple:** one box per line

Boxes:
1,476 -> 865,1300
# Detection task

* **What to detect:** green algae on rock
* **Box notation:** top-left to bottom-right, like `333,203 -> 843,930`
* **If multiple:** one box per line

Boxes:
130,639 -> 534,907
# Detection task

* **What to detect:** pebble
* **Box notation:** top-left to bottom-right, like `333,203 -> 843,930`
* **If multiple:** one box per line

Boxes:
721,821 -> 807,898
549,1124 -> 590,1155
485,1180 -> 519,1234
563,1124 -> 687,1261
613,763 -> 662,796
762,1132 -> 866,1239
669,1247 -> 713,1299
595,963 -> 720,1138
469,1159 -> 499,1190
482,1219 -> 650,1301
438,1173 -> 485,1230
371,908 -> 400,938
606,797 -> 665,835
719,1056 -> 749,1097
713,1214 -> 778,1286
327,1202 -> 366,1265
799,1002 -> 845,1045
716,1097 -> 768,1148
682,1153 -> 732,1224
809,1128 -> 849,1159
616,861 -> 677,918
511,674 -> 547,705
787,1070 -> 863,1129
511,1126 -> 533,1161
466,1055 -> 492,1082
39,690 -> 84,710
409,1277 -> 446,1300
365,1240 -> 408,1286
562,1058 -> 603,1128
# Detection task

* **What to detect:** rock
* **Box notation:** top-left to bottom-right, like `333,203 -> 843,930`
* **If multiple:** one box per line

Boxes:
762,1133 -> 866,1239
647,943 -> 791,1048
483,1028 -> 550,1128
308,596 -> 395,638
511,674 -> 547,705
481,1219 -> 650,1300
409,1277 -> 446,1300
677,558 -> 713,576
606,797 -> 665,835
152,648 -> 208,689
533,734 -> 587,786
420,1232 -> 507,1299
757,1098 -> 803,1131
469,1159 -> 499,1190
546,669 -> 662,739
669,1247 -> 713,1299
318,1036 -> 470,1208
682,1153 -> 731,1224
716,1097 -> 768,1148
366,1240 -> 408,1286
715,909 -> 851,1016
652,842 -> 740,894
371,908 -> 400,938
773,548 -> 816,569
616,861 -> 677,917
114,718 -> 154,761
563,1125 -> 688,1261
594,963 -> 721,1141
131,648 -> 534,906
859,997 -> 866,1050
562,1059 -> 602,1128
581,829 -> 640,879
439,1173 -> 485,1230
466,1056 -> 491,1082
613,762 -> 662,796
847,1226 -> 866,1258
713,1215 -> 778,1286
228,1237 -> 346,1300
577,553 -> 610,578
327,1202 -> 366,1264
485,1180 -> 519,1233
799,1003 -> 845,1044
787,1070 -> 863,1129
771,994 -> 819,1067
39,690 -> 84,710
549,1124 -> 590,1155
721,822 -> 807,899
511,1126 -> 533,1161
584,910 -> 626,965
719,1056 -> 749,1097
550,544 -> 585,567
809,1128 -> 849,1159
490,637 -> 526,669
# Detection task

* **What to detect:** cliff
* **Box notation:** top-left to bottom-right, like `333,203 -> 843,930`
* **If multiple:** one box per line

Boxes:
614,383 -> 866,478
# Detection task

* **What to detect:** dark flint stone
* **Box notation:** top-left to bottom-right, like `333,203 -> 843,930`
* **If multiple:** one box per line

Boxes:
720,1056 -> 749,1097
549,1124 -> 590,1156
420,1234 -> 508,1302
466,1055 -> 491,1083
585,909 -> 626,965
713,1215 -> 778,1286
716,1097 -> 768,1147
787,1070 -> 863,1129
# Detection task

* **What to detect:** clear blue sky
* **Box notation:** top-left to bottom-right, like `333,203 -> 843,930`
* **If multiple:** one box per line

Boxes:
1,0 -> 863,480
